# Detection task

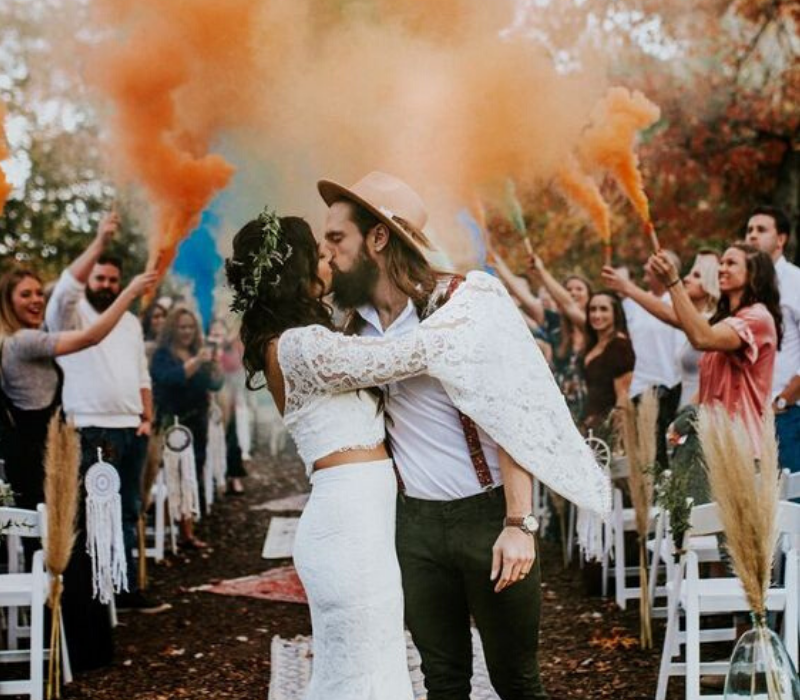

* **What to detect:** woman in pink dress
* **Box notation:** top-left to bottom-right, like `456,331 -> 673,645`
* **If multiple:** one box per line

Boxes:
650,243 -> 782,455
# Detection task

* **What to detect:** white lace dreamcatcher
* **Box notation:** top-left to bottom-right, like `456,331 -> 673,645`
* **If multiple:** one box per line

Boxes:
577,430 -> 613,562
163,419 -> 200,522
205,401 -> 227,510
85,449 -> 127,603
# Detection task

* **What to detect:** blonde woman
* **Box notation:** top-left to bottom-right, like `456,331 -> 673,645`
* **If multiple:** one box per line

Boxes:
151,305 -> 224,548
0,266 -> 155,510
602,250 -> 720,406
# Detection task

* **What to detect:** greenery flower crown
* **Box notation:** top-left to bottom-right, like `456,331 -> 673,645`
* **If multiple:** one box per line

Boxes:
229,206 -> 294,314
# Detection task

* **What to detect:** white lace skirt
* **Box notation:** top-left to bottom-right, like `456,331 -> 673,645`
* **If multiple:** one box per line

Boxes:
293,459 -> 414,700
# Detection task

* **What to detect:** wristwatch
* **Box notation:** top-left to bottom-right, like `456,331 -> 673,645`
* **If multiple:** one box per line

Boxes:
503,513 -> 539,536
776,396 -> 788,411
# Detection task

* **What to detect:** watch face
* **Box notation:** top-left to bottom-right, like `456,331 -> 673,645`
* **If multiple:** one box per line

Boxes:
523,514 -> 539,533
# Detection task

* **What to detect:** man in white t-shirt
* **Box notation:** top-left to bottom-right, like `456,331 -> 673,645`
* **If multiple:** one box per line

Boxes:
46,213 -> 168,615
746,205 -> 800,472
320,172 -> 548,700
622,252 -> 685,468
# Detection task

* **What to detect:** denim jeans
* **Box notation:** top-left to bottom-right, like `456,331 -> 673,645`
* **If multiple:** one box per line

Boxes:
396,487 -> 548,700
777,406 -> 800,474
79,427 -> 147,592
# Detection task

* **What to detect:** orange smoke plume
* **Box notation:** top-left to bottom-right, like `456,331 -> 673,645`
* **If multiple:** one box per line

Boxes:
86,0 -> 269,277
85,0 -> 609,272
579,87 -> 660,224
555,155 -> 611,244
0,102 -> 12,215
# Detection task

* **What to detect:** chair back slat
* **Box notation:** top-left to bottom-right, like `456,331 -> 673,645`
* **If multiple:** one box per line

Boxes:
0,506 -> 41,537
783,472 -> 800,501
687,502 -> 722,537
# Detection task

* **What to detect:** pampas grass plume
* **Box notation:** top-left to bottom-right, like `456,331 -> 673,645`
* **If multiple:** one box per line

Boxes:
698,406 -> 780,618
44,411 -> 80,583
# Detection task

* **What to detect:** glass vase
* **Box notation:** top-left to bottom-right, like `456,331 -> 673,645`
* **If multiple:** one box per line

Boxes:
725,618 -> 800,699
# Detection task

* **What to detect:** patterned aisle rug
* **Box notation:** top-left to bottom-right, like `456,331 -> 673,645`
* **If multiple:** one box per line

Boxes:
250,494 -> 310,513
194,565 -> 307,604
268,628 -> 500,700
262,516 -> 299,559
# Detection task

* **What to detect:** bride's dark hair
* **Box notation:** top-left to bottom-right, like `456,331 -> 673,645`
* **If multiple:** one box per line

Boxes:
225,216 -> 332,389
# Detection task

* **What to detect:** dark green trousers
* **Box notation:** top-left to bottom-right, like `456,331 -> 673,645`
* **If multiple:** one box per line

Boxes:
396,487 -> 548,700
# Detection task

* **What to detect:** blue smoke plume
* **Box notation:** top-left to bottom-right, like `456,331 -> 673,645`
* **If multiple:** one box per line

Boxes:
457,208 -> 495,275
173,208 -> 223,333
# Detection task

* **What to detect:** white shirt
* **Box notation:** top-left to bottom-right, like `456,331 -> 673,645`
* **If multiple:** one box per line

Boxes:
623,294 -> 684,397
357,299 -> 501,501
45,270 -> 151,429
774,256 -> 800,403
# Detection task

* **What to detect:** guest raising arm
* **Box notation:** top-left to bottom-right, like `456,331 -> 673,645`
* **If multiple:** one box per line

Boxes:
0,266 -> 157,510
526,253 -> 588,328
649,244 -> 782,455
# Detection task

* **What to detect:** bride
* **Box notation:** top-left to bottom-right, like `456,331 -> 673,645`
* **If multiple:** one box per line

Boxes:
225,208 -> 609,699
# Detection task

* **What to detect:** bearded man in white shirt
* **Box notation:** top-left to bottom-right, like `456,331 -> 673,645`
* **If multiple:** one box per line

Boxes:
745,204 -> 800,472
320,172 -> 548,700
46,213 -> 168,615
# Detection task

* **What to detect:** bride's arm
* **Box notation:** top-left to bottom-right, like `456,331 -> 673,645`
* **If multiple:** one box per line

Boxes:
280,325 -> 431,395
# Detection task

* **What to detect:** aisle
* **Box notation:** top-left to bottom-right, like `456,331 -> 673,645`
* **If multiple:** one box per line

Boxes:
66,449 -> 664,699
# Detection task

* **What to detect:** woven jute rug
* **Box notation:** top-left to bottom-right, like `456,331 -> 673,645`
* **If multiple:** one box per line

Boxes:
267,629 -> 500,700
194,565 -> 307,604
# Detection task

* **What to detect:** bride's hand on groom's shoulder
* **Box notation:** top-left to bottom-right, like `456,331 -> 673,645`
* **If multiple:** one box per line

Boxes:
491,528 -> 536,593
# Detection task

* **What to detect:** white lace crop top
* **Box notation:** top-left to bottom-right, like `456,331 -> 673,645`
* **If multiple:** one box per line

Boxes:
278,385 -> 385,472
275,272 -> 611,515
277,326 -> 424,473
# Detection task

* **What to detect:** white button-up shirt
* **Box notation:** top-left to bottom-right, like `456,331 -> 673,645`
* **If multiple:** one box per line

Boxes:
774,256 -> 800,404
623,294 -> 685,397
357,300 -> 501,501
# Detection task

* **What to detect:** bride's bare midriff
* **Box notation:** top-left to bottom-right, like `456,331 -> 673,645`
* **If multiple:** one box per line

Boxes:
313,443 -> 390,471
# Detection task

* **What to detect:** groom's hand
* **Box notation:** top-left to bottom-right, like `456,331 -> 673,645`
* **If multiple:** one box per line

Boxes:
491,528 -> 536,593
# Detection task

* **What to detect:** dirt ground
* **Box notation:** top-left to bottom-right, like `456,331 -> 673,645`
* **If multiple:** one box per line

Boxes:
58,447 -> 676,700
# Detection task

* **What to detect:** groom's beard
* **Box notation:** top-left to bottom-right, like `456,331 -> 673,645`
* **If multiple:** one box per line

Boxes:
331,248 -> 380,310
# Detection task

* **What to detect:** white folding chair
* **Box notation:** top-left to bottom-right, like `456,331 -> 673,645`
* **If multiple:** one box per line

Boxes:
4,524 -> 26,650
532,479 -> 550,534
656,501 -> 800,700
602,487 -> 660,608
0,505 -> 72,700
134,469 -> 176,562
782,469 -> 800,501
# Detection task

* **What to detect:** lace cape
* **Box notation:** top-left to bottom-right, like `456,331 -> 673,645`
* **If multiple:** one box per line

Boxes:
279,271 -> 611,515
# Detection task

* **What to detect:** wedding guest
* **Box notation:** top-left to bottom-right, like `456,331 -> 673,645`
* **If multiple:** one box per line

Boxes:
602,250 -> 720,407
745,205 -> 800,472
616,251 -> 685,467
527,255 -> 592,424
210,318 -> 250,495
151,305 -> 223,548
142,300 -> 168,361
0,266 -> 154,509
582,291 -> 635,431
45,213 -> 167,621
649,243 -> 782,455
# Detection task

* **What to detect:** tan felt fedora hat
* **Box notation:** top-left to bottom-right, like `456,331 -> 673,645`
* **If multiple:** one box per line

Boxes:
318,171 -> 435,259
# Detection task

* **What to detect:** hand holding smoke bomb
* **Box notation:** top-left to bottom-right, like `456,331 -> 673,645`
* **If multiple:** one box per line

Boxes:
648,250 -> 679,287
645,221 -> 661,253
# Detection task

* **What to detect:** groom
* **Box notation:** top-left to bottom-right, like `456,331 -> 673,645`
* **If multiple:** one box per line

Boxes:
319,171 -> 548,700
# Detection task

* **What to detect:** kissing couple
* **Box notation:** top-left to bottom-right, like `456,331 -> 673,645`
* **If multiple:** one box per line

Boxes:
225,171 -> 610,700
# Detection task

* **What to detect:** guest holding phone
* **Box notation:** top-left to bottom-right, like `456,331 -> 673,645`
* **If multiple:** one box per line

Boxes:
151,305 -> 223,549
